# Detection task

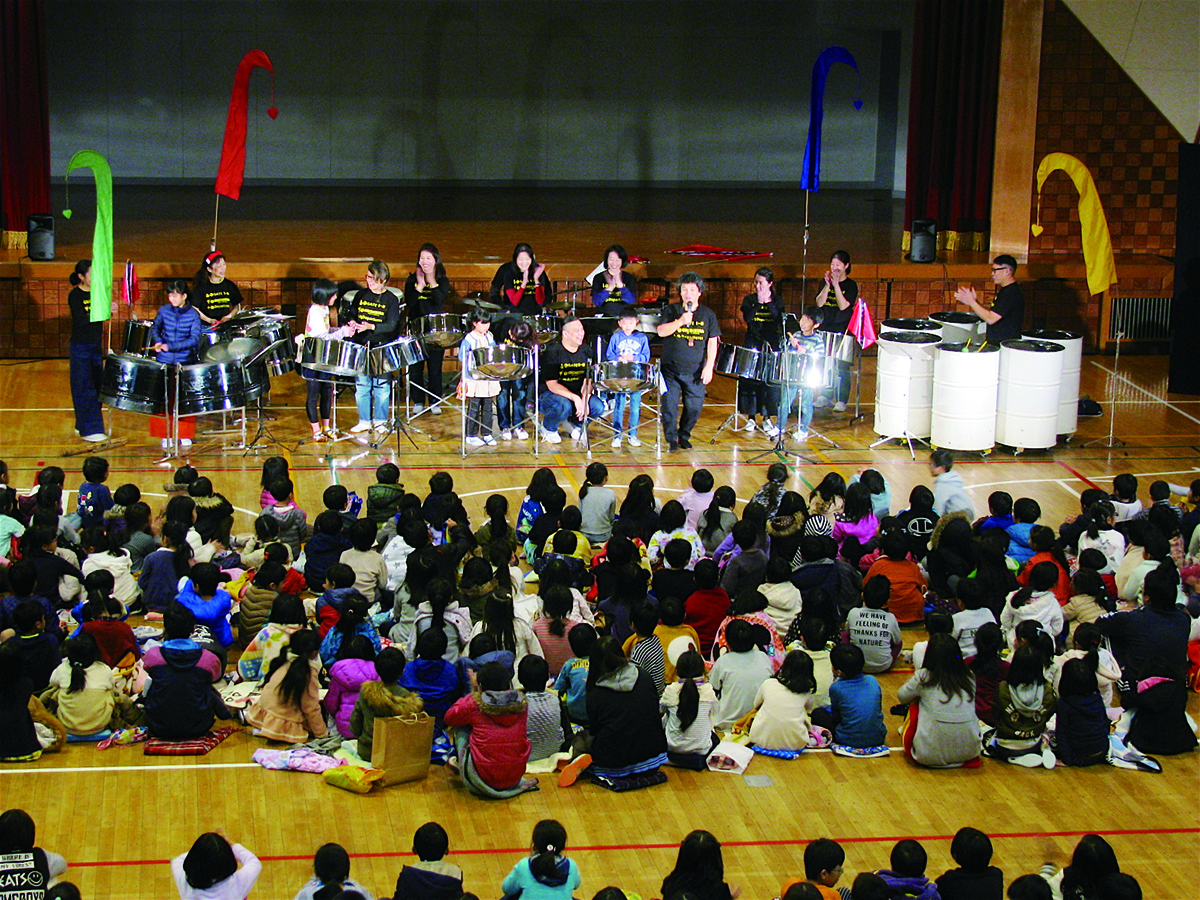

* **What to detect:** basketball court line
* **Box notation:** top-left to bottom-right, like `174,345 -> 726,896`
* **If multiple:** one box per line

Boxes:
1089,361 -> 1200,426
61,826 -> 1200,868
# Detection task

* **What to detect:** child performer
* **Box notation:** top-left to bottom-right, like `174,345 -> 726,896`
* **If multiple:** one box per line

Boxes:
605,306 -> 651,449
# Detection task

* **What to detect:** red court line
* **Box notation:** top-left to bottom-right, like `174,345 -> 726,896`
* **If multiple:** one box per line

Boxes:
68,827 -> 1200,868
1056,460 -> 1102,491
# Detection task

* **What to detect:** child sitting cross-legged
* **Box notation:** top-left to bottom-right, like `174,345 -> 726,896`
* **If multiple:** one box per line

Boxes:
444,661 -> 537,798
846,575 -> 901,674
518,654 -> 567,764
143,603 -> 231,741
876,839 -> 939,900
553,623 -> 596,728
392,821 -> 464,900
983,643 -> 1057,768
659,648 -> 718,768
823,643 -> 888,757
748,648 -> 818,751
400,627 -> 460,722
709,618 -> 774,730
935,826 -> 1004,900
323,635 -> 377,739
623,601 -> 666,698
897,633 -> 981,768
44,634 -> 138,737
349,646 -> 423,764
292,842 -> 373,900
244,629 -> 328,743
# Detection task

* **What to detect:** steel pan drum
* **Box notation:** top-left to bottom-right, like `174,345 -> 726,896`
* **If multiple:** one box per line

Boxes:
243,316 -> 291,348
930,310 -> 985,344
595,361 -> 657,392
177,361 -> 247,415
198,328 -> 229,351
524,314 -> 562,344
880,318 -> 942,336
821,331 -> 858,363
636,309 -> 663,334
581,316 -> 618,339
472,345 -> 533,380
369,336 -> 425,376
242,359 -> 270,402
715,342 -> 763,379
201,337 -> 266,365
258,339 -> 296,377
121,319 -> 156,357
414,313 -> 466,348
99,354 -> 167,414
297,336 -> 368,377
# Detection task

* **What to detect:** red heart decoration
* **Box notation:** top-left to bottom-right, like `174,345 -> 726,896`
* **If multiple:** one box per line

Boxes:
267,107 -> 278,119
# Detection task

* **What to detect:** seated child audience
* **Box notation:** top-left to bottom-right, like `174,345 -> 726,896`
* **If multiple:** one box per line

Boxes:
323,483 -> 358,531
1053,655 -> 1110,767
623,601 -> 666,697
652,538 -> 697,604
659,830 -> 736,900
80,527 -> 139,609
653,597 -> 700,684
292,842 -> 372,900
340,518 -> 389,604
659,648 -> 718,767
719,521 -> 769,597
1005,498 -> 1041,566
751,463 -> 790,518
323,635 -> 377,739
401,628 -> 461,720
532,585 -> 582,677
792,616 -> 834,708
897,633 -> 980,768
349,646 -> 423,763
951,579 -> 997,659
171,832 -> 261,900
367,462 -> 406,525
175,563 -> 234,650
780,837 -> 847,899
699,486 -> 738,555
1015,525 -> 1071,603
319,593 -> 381,669
684,559 -> 730,656
748,649 -> 817,751
445,661 -> 536,798
876,839 -> 938,900
825,643 -> 888,754
846,576 -> 902,674
245,629 -> 327,743
3,599 -> 60,691
502,820 -> 581,898
1123,656 -> 1198,756
393,822 -> 464,900
759,556 -> 802,637
579,462 -> 617,546
262,478 -> 310,558
1000,562 -> 1064,650
0,644 -> 46,761
44,634 -> 132,736
984,643 -> 1057,768
936,827 -> 1003,900
709,619 -> 774,729
864,529 -> 927,624
553,623 -> 597,726
518,654 -> 566,762
976,490 -> 1015,534
238,593 -> 306,683
304,511 -> 353,593
139,522 -> 194,612
143,609 -> 232,741
236,561 -> 284,650
1110,473 -> 1142,522
678,468 -> 716,531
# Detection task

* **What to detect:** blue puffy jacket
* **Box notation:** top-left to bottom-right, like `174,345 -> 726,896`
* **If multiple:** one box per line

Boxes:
151,303 -> 202,364
175,578 -> 234,647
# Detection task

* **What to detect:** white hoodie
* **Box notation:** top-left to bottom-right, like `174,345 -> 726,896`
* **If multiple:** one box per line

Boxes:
1000,588 -> 1063,649
933,470 -> 975,519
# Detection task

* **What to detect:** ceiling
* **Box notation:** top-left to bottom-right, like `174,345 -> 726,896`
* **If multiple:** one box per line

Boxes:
1064,0 -> 1200,142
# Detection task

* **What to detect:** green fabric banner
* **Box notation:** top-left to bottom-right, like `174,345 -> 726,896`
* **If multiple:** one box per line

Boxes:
63,151 -> 114,322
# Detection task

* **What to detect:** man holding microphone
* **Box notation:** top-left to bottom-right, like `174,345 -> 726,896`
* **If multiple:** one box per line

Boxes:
657,272 -> 721,451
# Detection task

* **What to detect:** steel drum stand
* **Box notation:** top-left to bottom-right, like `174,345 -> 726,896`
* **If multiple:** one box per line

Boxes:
372,373 -> 420,451
298,372 -> 357,448
242,347 -> 291,454
1084,304 -> 1127,449
406,338 -> 458,422
709,378 -> 745,443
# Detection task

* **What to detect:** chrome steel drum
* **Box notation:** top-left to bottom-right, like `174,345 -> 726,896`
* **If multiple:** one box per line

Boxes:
258,339 -> 296,377
197,328 -> 229,351
98,354 -> 166,414
297,336 -> 368,377
821,331 -> 858,363
200,336 -> 266,365
414,313 -> 465,348
472,345 -> 532,380
595,361 -> 656,392
715,342 -> 763,379
782,351 -> 832,388
243,316 -> 291,348
635,309 -> 663,334
581,316 -> 618,339
930,310 -> 985,344
758,349 -> 783,384
369,336 -> 425,376
121,319 -> 156,357
177,361 -> 247,415
524,314 -> 562,344
880,317 -> 941,335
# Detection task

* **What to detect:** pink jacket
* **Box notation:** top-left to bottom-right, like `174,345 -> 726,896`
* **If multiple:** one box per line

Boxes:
444,689 -> 529,789
324,657 -> 378,738
831,513 -> 879,552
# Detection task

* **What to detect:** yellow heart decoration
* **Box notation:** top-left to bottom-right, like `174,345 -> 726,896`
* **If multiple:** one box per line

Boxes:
1030,223 -> 1043,237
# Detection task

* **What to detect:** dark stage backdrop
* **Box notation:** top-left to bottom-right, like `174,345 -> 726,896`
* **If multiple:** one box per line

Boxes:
43,0 -> 911,191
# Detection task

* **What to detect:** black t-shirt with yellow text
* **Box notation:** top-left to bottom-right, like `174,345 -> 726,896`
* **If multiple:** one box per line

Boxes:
661,303 -> 721,376
539,340 -> 594,395
193,280 -> 245,320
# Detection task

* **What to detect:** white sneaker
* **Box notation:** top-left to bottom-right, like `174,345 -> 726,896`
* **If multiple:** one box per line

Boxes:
180,439 -> 193,450
373,421 -> 389,432
612,437 -> 622,449
793,428 -> 809,442
627,435 -> 642,447
743,420 -> 756,433
350,420 -> 372,433
763,421 -> 781,438
541,429 -> 562,444
500,429 -> 513,441
161,439 -> 170,451
833,401 -> 847,412
1041,747 -> 1057,769
430,404 -> 442,415
411,403 -> 424,415
482,435 -> 497,445
466,436 -> 485,446
82,432 -> 108,442
570,426 -> 583,441
813,396 -> 831,409
515,427 -> 529,440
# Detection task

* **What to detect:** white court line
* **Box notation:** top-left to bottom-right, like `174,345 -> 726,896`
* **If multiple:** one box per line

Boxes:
0,762 -> 260,775
1055,479 -> 1081,498
1090,362 -> 1200,426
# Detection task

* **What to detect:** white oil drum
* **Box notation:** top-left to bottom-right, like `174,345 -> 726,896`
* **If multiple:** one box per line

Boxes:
930,310 -> 985,345
875,332 -> 939,439
879,317 -> 942,339
995,339 -> 1066,450
931,342 -> 1001,451
1024,329 -> 1082,435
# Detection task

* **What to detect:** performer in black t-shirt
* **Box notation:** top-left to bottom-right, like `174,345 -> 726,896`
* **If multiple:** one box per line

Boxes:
590,243 -> 639,315
403,242 -> 452,411
955,254 -> 1025,345
490,242 -> 555,316
346,259 -> 401,433
813,249 -> 858,411
739,266 -> 784,436
537,317 -> 602,443
67,259 -> 107,442
656,272 -> 722,451
191,250 -> 245,325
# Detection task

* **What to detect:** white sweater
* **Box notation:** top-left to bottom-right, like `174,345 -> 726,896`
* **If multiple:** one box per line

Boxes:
1000,588 -> 1064,648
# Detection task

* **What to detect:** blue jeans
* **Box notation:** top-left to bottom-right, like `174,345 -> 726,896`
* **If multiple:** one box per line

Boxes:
612,390 -> 642,437
498,378 -> 528,430
69,342 -> 105,435
355,374 -> 391,423
539,391 -> 604,433
778,385 -> 813,433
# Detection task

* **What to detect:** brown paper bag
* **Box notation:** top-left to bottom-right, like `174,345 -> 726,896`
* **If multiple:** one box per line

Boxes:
372,712 -> 434,786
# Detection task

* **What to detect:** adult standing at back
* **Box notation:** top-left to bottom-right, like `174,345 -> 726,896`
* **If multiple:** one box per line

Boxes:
346,259 -> 401,433
657,272 -> 721,452
191,250 -> 244,326
67,259 -> 107,442
955,254 -> 1024,346
491,242 -> 555,316
404,243 -> 452,413
813,250 -> 858,411
590,243 -> 638,315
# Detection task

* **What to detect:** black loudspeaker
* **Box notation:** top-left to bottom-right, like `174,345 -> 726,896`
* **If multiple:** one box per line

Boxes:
27,214 -> 55,261
910,218 -> 937,263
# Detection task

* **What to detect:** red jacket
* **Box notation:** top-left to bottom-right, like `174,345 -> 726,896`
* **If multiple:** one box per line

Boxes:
1016,552 -> 1071,605
444,689 -> 529,789
684,587 -> 731,658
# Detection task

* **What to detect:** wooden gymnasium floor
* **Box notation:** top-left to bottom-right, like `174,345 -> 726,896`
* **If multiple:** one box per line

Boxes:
0,351 -> 1197,899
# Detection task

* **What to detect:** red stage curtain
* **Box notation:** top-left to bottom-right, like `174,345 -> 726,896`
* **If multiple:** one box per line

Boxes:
902,0 -> 1004,253
0,0 -> 51,250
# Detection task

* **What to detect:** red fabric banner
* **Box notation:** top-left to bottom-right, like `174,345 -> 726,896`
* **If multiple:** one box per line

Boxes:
214,50 -> 277,201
